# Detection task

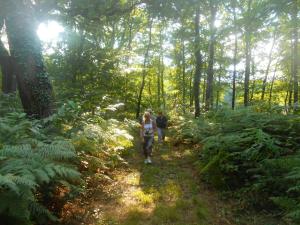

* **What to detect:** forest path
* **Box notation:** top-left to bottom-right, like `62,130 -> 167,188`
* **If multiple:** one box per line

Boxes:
91,137 -> 236,225
62,134 -> 284,225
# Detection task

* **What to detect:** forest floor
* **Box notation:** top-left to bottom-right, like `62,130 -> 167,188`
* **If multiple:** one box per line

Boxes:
61,135 -> 285,225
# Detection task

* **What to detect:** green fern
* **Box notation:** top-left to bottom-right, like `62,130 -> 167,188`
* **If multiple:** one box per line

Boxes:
177,107 -> 300,222
0,141 -> 81,224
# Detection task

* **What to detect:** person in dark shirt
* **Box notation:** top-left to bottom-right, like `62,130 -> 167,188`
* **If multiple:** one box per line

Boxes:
156,111 -> 167,143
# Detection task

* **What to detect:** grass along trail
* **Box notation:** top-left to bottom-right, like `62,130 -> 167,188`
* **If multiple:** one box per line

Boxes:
93,137 -> 235,225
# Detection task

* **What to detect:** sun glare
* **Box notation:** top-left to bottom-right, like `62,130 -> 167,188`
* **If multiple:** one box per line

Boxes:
37,21 -> 64,43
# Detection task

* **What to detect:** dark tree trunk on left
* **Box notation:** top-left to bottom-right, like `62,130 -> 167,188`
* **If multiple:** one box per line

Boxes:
2,0 -> 54,118
0,18 -> 16,94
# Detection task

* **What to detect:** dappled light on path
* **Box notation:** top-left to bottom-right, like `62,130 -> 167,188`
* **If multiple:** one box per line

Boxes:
95,138 -> 227,225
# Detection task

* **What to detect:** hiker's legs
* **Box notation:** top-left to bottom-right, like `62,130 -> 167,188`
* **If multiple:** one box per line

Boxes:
157,128 -> 163,142
143,136 -> 153,158
143,137 -> 148,157
161,128 -> 166,141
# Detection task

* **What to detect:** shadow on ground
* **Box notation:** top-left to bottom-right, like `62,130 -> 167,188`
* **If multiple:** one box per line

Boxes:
97,134 -> 227,225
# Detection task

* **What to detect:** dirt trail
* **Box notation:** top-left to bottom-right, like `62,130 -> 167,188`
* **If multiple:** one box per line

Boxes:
62,137 -> 281,225
73,138 -> 235,225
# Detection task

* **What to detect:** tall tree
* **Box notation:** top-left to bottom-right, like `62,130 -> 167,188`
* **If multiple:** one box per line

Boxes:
244,0 -> 252,107
1,0 -> 54,118
232,0 -> 238,110
181,36 -> 186,112
136,17 -> 152,119
159,25 -> 166,110
268,62 -> 278,105
193,6 -> 202,117
205,0 -> 217,111
250,59 -> 256,102
291,0 -> 298,111
261,31 -> 276,100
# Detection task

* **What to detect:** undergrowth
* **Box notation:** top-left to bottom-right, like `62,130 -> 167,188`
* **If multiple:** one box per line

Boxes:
0,95 -> 137,225
175,107 -> 300,223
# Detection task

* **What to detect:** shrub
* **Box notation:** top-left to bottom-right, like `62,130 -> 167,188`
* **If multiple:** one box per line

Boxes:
176,107 -> 300,222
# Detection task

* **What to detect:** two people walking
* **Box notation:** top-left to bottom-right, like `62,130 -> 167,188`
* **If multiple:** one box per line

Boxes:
140,110 -> 167,164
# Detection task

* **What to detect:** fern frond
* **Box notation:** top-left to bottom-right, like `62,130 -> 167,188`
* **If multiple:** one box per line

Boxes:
0,174 -> 20,194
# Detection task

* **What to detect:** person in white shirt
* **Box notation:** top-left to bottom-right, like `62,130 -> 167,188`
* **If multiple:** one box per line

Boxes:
140,111 -> 157,164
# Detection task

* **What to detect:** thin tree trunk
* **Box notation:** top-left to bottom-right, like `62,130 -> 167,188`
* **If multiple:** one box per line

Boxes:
157,59 -> 161,108
182,37 -> 186,113
160,55 -> 166,111
157,27 -> 163,107
124,15 -> 133,109
136,17 -> 152,119
216,71 -> 221,109
244,0 -> 252,107
205,0 -> 217,111
261,32 -> 276,100
3,0 -> 54,118
250,59 -> 255,102
232,0 -> 238,110
268,63 -> 277,106
158,24 -> 166,111
202,74 -> 206,104
288,79 -> 293,111
284,87 -> 289,113
190,70 -> 194,109
148,77 -> 152,96
216,47 -> 224,109
193,6 -> 202,117
292,0 -> 298,111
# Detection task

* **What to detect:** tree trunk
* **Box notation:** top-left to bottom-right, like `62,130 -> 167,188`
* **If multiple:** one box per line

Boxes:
181,37 -> 186,113
202,74 -> 206,104
292,0 -> 299,111
232,0 -> 238,110
284,87 -> 289,114
0,18 -> 16,94
124,15 -> 133,109
157,58 -> 161,108
216,71 -> 221,109
268,63 -> 277,106
159,25 -> 166,111
193,6 -> 202,118
190,70 -> 194,109
136,17 -> 152,119
288,79 -> 293,111
216,47 -> 224,109
250,59 -> 255,102
157,26 -> 163,108
261,32 -> 276,100
160,55 -> 166,111
205,0 -> 217,111
244,0 -> 252,107
148,77 -> 152,97
3,0 -> 54,118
